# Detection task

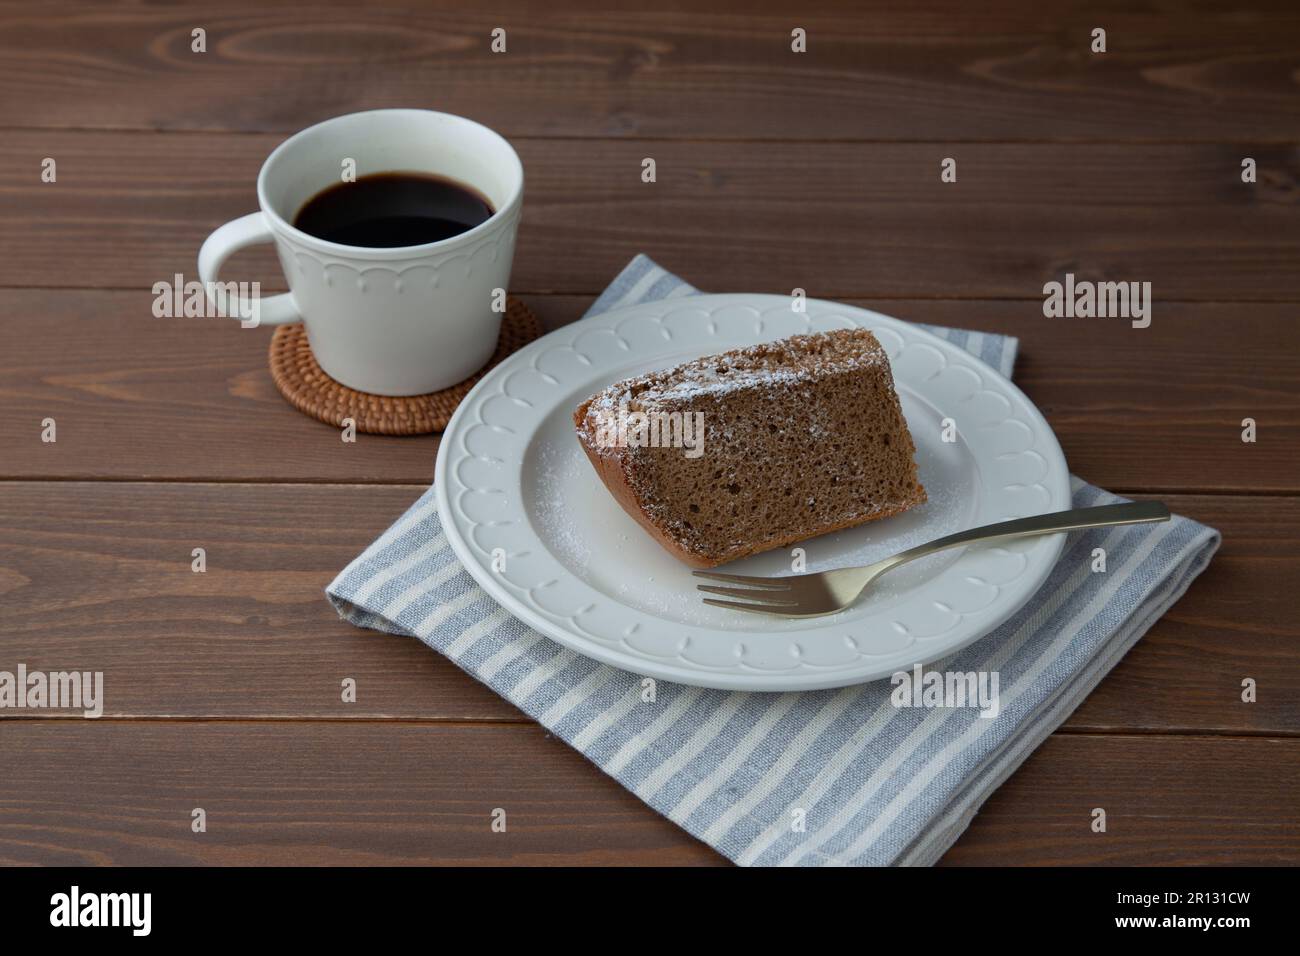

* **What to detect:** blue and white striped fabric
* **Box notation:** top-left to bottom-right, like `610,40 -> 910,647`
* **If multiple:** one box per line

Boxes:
327,255 -> 1220,866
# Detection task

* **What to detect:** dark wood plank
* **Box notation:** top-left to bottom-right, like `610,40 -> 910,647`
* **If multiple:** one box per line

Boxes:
0,482 -> 522,722
1,482 -> 1295,734
1064,495 -> 1299,734
0,721 -> 1294,865
3,290 -> 1296,492
5,133 -> 1300,298
941,733 -> 1300,865
0,720 -> 727,865
2,1 -> 1298,141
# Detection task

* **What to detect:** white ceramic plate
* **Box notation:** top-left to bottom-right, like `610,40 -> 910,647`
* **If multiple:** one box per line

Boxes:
435,294 -> 1070,691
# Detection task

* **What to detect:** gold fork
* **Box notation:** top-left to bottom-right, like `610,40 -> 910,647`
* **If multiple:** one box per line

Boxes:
693,501 -> 1170,617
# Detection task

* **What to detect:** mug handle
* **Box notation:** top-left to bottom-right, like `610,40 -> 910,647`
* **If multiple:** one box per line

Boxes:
197,212 -> 301,327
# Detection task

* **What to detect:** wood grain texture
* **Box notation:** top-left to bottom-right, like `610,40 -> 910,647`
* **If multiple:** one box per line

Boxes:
2,1 -> 1298,141
0,720 -> 726,866
0,482 -> 518,721
0,481 -> 1294,733
4,133 -> 1299,298
3,290 -> 1295,492
940,733 -> 1300,866
0,721 -> 1293,865
3,0 -> 1297,869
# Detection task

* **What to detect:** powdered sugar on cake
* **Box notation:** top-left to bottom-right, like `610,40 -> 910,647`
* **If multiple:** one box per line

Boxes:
573,328 -> 926,568
578,330 -> 890,448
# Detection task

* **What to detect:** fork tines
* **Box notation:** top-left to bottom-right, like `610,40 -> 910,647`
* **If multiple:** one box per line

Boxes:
692,569 -> 805,613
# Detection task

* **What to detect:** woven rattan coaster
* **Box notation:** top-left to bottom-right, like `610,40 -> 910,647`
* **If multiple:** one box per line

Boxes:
269,297 -> 543,435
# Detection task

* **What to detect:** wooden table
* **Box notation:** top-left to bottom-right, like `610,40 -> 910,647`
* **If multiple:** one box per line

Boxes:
1,1 -> 1297,866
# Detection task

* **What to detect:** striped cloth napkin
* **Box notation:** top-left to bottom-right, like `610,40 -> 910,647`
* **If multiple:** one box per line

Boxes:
328,255 -> 1220,866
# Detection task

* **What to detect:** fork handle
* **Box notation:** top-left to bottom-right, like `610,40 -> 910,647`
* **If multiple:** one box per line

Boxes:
888,501 -> 1171,569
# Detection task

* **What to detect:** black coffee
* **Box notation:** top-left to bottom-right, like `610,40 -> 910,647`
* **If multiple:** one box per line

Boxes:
293,172 -> 495,247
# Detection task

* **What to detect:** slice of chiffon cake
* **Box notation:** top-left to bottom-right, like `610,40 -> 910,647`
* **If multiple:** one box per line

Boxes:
573,328 -> 927,568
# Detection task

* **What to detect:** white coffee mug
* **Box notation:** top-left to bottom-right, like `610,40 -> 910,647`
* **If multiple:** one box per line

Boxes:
198,109 -> 524,396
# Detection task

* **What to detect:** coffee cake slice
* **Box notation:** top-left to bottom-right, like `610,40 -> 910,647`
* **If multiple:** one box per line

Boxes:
573,328 -> 927,568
